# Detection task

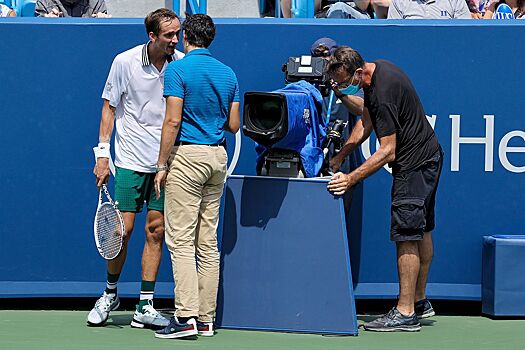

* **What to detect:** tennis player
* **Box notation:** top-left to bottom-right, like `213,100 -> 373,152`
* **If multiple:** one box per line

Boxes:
88,8 -> 184,328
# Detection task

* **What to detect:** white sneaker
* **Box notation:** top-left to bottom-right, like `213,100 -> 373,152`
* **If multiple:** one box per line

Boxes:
130,300 -> 170,329
86,292 -> 120,326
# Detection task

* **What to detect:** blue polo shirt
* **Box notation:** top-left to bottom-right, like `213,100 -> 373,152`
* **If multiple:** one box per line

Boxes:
164,48 -> 240,145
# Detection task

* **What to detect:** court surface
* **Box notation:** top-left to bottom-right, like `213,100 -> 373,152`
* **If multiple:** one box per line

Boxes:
1,310 -> 525,350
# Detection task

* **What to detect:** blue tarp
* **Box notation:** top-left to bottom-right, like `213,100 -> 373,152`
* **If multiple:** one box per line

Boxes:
256,81 -> 326,177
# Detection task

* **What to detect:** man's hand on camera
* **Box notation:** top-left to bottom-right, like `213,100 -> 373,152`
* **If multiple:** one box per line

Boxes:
327,172 -> 355,196
329,153 -> 344,173
330,79 -> 344,99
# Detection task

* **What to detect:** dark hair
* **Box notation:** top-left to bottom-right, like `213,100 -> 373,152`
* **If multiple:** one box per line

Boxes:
182,13 -> 216,48
145,8 -> 179,36
327,46 -> 365,77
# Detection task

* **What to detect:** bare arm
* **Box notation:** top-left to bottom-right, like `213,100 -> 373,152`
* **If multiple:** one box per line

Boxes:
372,0 -> 390,18
93,100 -> 115,188
330,81 -> 363,116
354,0 -> 371,12
346,132 -> 396,184
98,100 -> 115,143
280,0 -> 292,17
154,96 -> 183,198
339,95 -> 364,117
483,2 -> 496,18
328,132 -> 396,195
225,102 -> 240,133
157,96 -> 182,167
329,107 -> 373,172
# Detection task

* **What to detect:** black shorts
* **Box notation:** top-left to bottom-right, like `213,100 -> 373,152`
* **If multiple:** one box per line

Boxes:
390,148 -> 443,242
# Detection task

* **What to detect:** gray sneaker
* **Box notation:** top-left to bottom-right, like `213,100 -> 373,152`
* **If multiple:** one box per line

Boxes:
415,299 -> 435,319
363,307 -> 421,332
86,292 -> 120,326
130,300 -> 170,329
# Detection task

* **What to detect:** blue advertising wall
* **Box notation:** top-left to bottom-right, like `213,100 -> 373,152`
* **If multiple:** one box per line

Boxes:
0,18 -> 524,300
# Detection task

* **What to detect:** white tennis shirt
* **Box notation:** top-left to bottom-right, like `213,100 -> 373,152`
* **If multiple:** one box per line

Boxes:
102,43 -> 184,173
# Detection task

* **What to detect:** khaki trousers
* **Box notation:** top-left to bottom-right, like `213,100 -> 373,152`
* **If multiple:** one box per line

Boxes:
164,144 -> 227,322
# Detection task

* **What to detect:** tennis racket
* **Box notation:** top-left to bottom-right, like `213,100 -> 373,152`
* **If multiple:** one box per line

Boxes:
93,183 -> 125,260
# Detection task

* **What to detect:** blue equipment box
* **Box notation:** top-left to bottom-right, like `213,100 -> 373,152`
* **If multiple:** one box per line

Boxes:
482,235 -> 525,316
216,175 -> 358,335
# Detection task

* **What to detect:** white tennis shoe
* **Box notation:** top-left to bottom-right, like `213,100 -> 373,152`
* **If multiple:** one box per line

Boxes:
130,300 -> 170,329
86,292 -> 120,326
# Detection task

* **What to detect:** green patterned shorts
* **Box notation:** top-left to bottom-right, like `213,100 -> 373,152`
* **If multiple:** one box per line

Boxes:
114,166 -> 164,213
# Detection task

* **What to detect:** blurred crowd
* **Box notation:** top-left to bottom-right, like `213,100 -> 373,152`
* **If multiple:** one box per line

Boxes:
1,0 -> 523,19
278,0 -> 525,19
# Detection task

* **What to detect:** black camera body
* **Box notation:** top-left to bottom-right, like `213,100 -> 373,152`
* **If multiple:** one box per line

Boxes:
243,55 -> 340,178
282,56 -> 330,96
324,119 -> 348,154
319,119 -> 349,176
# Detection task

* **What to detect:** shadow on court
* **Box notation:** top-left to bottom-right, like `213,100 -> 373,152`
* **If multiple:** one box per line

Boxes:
105,314 -> 134,327
420,319 -> 437,327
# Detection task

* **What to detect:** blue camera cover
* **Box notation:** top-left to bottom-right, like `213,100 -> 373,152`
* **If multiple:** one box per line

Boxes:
256,81 -> 326,177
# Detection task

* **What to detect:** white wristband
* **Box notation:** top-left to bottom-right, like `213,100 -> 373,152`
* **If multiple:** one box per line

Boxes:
94,142 -> 111,159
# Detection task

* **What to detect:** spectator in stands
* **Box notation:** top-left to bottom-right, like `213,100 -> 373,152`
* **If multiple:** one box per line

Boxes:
371,0 -> 390,18
281,0 -> 384,19
317,0 -> 374,19
35,0 -> 110,17
466,0 -> 483,18
387,0 -> 471,18
483,0 -> 525,18
0,4 -> 16,17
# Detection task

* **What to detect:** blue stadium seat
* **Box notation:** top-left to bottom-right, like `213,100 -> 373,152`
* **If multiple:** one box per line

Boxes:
272,0 -> 316,18
20,0 -> 35,17
291,0 -> 315,18
172,0 -> 207,15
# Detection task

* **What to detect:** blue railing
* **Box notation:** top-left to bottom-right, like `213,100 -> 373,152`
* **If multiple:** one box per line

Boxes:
172,0 -> 207,16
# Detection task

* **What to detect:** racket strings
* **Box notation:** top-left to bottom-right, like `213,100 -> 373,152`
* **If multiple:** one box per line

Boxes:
96,204 -> 123,259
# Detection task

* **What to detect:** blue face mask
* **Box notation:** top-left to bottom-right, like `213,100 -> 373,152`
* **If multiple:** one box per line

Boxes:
339,83 -> 360,96
337,72 -> 361,96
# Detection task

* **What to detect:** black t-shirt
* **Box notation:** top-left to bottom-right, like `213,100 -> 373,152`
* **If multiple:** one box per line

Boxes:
364,60 -> 439,173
